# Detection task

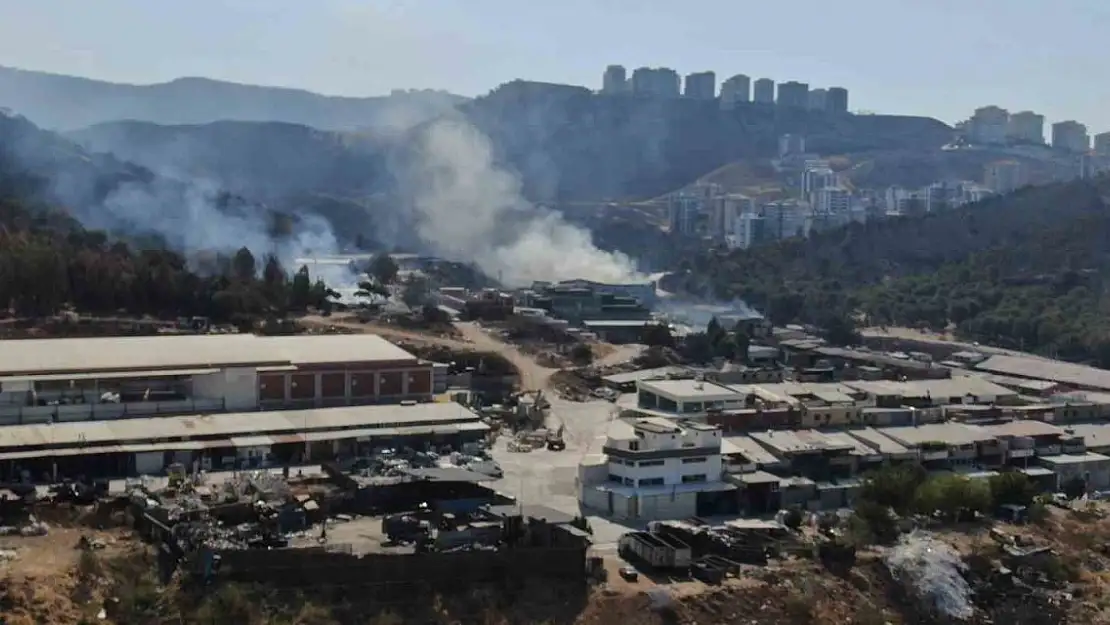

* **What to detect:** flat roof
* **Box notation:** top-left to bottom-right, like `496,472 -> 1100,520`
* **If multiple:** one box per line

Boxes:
742,382 -> 861,404
603,367 -> 688,385
845,378 -> 1014,400
721,435 -> 783,466
581,320 -> 655,328
1062,423 -> 1110,449
637,379 -> 741,401
980,374 -> 1060,392
844,427 -> 912,455
0,334 -> 418,378
748,429 -> 855,455
976,355 -> 1110,391
1037,452 -> 1110,466
981,420 -> 1067,439
877,423 -> 997,447
0,402 -> 480,451
402,467 -> 495,483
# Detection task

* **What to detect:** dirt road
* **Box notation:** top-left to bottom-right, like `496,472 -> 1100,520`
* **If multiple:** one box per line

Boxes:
300,315 -> 474,350
453,322 -> 558,391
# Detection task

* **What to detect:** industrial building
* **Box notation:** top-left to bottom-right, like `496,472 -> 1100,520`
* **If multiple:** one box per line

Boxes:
0,334 -> 436,425
578,418 -> 735,520
0,402 -> 488,480
0,333 -> 487,480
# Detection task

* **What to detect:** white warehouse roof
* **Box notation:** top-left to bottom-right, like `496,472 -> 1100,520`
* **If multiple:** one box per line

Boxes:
0,333 -> 418,377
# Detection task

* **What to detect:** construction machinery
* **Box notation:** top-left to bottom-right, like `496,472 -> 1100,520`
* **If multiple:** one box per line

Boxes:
546,425 -> 566,451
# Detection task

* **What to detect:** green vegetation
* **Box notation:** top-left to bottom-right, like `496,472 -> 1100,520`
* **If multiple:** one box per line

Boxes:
0,195 -> 336,327
674,176 -> 1110,364
848,465 -> 1044,545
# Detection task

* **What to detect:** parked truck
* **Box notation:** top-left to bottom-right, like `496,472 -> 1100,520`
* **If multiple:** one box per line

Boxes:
618,531 -> 692,570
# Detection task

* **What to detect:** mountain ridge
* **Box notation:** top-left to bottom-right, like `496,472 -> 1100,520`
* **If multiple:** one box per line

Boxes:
0,65 -> 467,131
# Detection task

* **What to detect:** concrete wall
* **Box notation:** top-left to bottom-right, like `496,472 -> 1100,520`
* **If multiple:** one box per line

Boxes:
192,368 -> 258,411
210,545 -> 586,588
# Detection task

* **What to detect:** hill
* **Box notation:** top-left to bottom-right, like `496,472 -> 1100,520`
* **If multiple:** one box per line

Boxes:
0,65 -> 466,132
67,120 -> 391,200
670,176 -> 1110,364
460,80 -> 954,202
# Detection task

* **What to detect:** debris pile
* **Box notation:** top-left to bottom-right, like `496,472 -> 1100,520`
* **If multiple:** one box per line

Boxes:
884,531 -> 974,621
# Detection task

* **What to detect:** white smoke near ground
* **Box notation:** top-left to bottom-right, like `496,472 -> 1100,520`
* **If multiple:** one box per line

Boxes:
401,117 -> 643,286
883,531 -> 974,621
84,176 -> 349,280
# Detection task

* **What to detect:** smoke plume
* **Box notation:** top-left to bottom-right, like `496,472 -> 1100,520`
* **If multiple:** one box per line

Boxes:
399,117 -> 642,286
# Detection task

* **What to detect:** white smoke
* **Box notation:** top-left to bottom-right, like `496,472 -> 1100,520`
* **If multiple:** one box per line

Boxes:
80,175 -> 350,280
883,532 -> 974,621
402,117 -> 643,286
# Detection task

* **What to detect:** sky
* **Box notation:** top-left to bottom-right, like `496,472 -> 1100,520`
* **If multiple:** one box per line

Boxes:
1,0 -> 1108,131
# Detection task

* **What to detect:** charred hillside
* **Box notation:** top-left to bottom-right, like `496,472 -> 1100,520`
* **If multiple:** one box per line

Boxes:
460,80 -> 954,202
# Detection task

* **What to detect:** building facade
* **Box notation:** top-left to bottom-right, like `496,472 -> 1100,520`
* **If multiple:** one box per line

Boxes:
984,160 -> 1027,194
1007,111 -> 1045,144
825,87 -> 849,114
630,67 -> 681,98
752,78 -> 776,104
1052,120 -> 1090,153
776,81 -> 810,108
719,74 -> 751,109
683,71 -> 716,100
601,65 -> 627,94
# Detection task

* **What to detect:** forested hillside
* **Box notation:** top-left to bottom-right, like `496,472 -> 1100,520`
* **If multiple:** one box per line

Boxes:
672,177 -> 1110,365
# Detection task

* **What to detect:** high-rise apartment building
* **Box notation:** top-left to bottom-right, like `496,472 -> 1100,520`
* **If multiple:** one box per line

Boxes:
1007,111 -> 1045,144
719,74 -> 751,109
776,81 -> 810,108
1052,121 -> 1090,153
752,78 -> 775,104
968,106 -> 1010,145
602,65 -> 627,94
683,71 -> 716,100
778,134 -> 807,158
826,87 -> 849,114
813,187 -> 850,214
807,88 -> 828,111
630,67 -> 681,98
984,160 -> 1027,194
1094,131 -> 1110,156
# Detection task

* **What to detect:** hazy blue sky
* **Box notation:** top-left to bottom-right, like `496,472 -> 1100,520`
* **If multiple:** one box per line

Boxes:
1,0 -> 1107,131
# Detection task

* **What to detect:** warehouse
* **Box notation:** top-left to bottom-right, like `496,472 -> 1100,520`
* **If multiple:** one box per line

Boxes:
0,334 -> 434,425
0,402 -> 488,480
975,355 -> 1110,392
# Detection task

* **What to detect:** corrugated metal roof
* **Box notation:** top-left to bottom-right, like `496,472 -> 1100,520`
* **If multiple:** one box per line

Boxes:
976,355 -> 1110,391
0,334 -> 417,377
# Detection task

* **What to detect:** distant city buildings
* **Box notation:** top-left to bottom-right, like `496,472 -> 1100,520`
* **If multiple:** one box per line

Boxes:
967,106 -> 1010,145
1051,121 -> 1090,153
807,88 -> 827,111
684,71 -> 716,100
1094,132 -> 1110,157
778,134 -> 807,158
719,74 -> 751,109
630,67 -> 681,98
826,87 -> 849,114
602,65 -> 627,94
752,78 -> 776,104
1008,111 -> 1045,144
984,161 -> 1027,194
776,81 -> 810,108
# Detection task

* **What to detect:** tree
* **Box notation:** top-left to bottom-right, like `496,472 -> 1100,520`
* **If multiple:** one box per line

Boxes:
732,324 -> 751,363
848,499 -> 899,546
569,343 -> 594,366
913,474 -> 991,521
782,506 -> 804,531
400,277 -> 430,308
231,246 -> 257,282
354,279 -> 389,301
641,323 -> 674,348
988,471 -> 1038,508
368,254 -> 400,286
859,464 -> 927,515
1062,475 -> 1087,500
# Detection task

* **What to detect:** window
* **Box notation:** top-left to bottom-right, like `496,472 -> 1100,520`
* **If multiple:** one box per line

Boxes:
639,477 -> 664,487
628,440 -> 640,451
682,474 -> 708,483
608,473 -> 624,483
637,460 -> 664,467
682,457 -> 708,464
